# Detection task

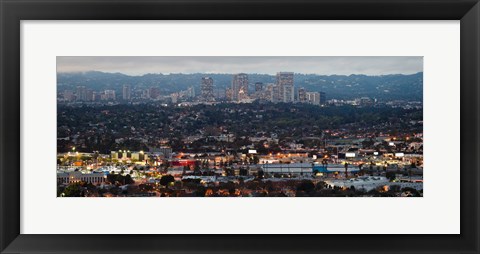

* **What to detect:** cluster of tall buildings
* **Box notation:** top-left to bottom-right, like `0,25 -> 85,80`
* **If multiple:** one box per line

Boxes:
225,72 -> 296,103
62,83 -> 196,103
298,87 -> 326,105
62,86 -> 117,102
122,85 -> 161,101
141,87 -> 161,100
62,73 -> 327,105
200,72 -> 326,105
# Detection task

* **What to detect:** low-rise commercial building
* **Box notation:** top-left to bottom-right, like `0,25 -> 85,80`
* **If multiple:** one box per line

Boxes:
57,171 -> 106,185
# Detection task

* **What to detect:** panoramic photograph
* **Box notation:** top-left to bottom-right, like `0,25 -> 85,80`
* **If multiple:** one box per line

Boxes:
56,56 -> 423,197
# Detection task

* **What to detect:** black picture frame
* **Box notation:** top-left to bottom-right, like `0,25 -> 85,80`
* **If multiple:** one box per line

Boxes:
1,0 -> 479,253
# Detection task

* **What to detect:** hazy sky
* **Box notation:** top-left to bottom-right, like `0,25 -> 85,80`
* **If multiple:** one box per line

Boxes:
57,56 -> 423,76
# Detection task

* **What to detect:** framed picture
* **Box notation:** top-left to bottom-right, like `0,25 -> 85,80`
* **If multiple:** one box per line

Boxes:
1,0 -> 479,253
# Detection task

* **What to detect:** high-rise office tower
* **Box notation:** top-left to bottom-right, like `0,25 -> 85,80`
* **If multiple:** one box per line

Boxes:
232,73 -> 249,101
276,72 -> 294,103
319,92 -> 326,105
76,86 -> 87,101
201,77 -> 215,101
85,89 -> 94,101
271,84 -> 281,103
122,84 -> 131,100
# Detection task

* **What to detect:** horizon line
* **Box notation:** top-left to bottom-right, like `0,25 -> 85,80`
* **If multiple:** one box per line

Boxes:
57,70 -> 424,77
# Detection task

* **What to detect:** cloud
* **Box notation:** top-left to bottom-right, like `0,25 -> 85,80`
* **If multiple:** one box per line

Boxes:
57,56 -> 423,76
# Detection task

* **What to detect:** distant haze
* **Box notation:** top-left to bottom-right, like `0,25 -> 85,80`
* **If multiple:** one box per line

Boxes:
57,56 -> 423,76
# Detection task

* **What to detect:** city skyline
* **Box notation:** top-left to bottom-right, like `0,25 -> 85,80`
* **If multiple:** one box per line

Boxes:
61,71 -> 332,104
57,56 -> 423,76
58,69 -> 423,103
57,56 -> 423,198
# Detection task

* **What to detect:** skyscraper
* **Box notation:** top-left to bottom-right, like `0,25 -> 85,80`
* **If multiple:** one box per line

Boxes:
319,92 -> 326,105
271,84 -> 281,103
276,72 -> 294,103
76,86 -> 87,101
201,77 -> 215,101
232,73 -> 249,101
122,84 -> 131,100
85,89 -> 94,101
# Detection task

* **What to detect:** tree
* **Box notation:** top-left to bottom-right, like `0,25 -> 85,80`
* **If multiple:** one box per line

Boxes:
160,175 -> 175,187
124,174 -> 134,185
257,170 -> 264,179
195,186 -> 207,197
401,187 -> 421,197
361,138 -> 375,149
297,180 -> 315,193
344,162 -> 349,178
107,174 -> 118,184
238,178 -> 245,186
109,187 -> 120,196
386,171 -> 396,181
239,168 -> 248,176
107,173 -> 134,185
57,186 -> 65,197
315,181 -> 326,190
140,184 -> 153,191
63,183 -> 83,197
389,185 -> 401,193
